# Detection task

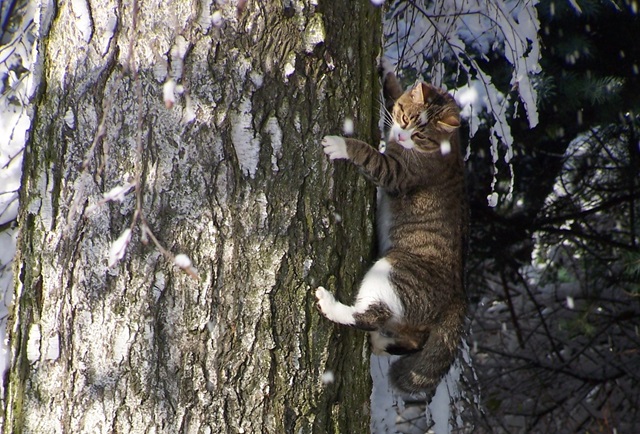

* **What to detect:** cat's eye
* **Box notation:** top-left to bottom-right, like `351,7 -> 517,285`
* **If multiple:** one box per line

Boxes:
401,113 -> 410,127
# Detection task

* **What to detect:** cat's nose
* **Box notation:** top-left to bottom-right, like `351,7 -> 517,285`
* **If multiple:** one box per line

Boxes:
398,133 -> 407,142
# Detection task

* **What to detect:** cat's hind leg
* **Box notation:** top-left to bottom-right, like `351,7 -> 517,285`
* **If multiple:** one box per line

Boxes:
316,258 -> 403,330
315,287 -> 357,325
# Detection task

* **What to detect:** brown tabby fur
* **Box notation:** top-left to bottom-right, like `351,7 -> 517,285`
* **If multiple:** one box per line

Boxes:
317,65 -> 468,395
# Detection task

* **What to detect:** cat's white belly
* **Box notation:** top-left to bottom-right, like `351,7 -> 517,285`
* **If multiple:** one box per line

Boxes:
355,258 -> 403,318
315,257 -> 403,326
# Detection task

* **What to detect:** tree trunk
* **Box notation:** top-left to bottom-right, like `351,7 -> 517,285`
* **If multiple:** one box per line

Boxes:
4,1 -> 381,432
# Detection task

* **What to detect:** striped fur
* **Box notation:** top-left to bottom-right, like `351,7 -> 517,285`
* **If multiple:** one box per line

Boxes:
318,70 -> 468,396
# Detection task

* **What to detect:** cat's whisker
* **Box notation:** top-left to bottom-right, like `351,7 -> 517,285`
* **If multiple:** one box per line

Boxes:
378,96 -> 394,125
381,111 -> 393,126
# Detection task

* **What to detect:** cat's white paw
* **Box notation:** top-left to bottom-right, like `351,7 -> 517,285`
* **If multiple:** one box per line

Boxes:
315,286 -> 335,315
322,135 -> 349,160
315,286 -> 357,325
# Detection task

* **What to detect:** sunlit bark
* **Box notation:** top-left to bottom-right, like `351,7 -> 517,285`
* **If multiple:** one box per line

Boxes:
4,1 -> 381,432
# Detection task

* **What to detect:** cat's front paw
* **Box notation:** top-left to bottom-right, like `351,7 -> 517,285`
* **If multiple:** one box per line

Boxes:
315,286 -> 336,316
321,135 -> 349,160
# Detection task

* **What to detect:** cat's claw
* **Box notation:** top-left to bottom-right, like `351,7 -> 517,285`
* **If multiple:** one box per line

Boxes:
322,135 -> 349,160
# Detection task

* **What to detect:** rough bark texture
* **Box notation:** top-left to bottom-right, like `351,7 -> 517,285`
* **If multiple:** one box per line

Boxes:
4,1 -> 381,432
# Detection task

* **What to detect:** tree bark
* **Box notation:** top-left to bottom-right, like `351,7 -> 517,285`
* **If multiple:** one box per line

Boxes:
4,1 -> 381,432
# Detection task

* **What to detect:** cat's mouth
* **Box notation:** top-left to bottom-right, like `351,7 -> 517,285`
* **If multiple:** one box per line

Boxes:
390,123 -> 416,149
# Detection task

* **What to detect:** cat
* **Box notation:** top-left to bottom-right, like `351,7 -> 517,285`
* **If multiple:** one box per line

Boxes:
315,63 -> 468,395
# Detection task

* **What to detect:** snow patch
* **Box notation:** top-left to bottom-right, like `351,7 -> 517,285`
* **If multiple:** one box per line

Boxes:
566,296 -> 575,309
427,360 -> 463,434
397,405 -> 430,432
231,96 -> 260,178
454,81 -> 484,138
70,0 -> 93,43
197,0 -> 215,31
170,35 -> 189,80
487,192 -> 499,207
430,379 -> 452,433
284,61 -> 295,77
255,192 -> 268,228
250,71 -> 264,88
304,15 -> 325,53
153,57 -> 169,82
183,94 -> 196,124
265,117 -> 283,172
28,169 -> 56,231
163,79 -> 176,109
174,254 -> 192,269
440,139 -> 451,155
108,228 -> 132,267
45,333 -> 60,361
302,258 -> 313,277
153,271 -> 165,302
113,325 -> 131,363
321,370 -> 334,384
64,108 -> 75,129
342,118 -> 354,135
26,324 -> 42,363
101,14 -> 117,56
283,52 -> 296,80
370,354 -> 402,433
103,181 -> 135,202
212,10 -> 224,28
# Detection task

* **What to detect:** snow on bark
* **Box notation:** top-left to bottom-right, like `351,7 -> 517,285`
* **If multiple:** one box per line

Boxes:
265,117 -> 283,172
231,96 -> 261,178
163,78 -> 176,109
108,228 -> 132,267
303,14 -> 325,53
342,117 -> 354,135
25,325 -> 41,363
70,0 -> 93,43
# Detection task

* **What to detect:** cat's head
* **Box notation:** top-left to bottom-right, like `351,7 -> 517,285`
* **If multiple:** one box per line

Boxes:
389,82 -> 460,154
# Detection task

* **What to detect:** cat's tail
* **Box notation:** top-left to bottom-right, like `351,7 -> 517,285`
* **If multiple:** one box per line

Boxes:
389,310 -> 465,395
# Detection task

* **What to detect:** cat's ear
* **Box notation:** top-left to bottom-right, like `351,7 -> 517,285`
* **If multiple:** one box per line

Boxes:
411,82 -> 433,104
437,115 -> 460,132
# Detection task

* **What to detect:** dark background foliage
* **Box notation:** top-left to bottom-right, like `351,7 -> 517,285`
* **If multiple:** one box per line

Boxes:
452,1 -> 639,431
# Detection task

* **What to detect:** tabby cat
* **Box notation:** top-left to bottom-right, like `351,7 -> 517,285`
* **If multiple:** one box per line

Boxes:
315,64 -> 468,395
